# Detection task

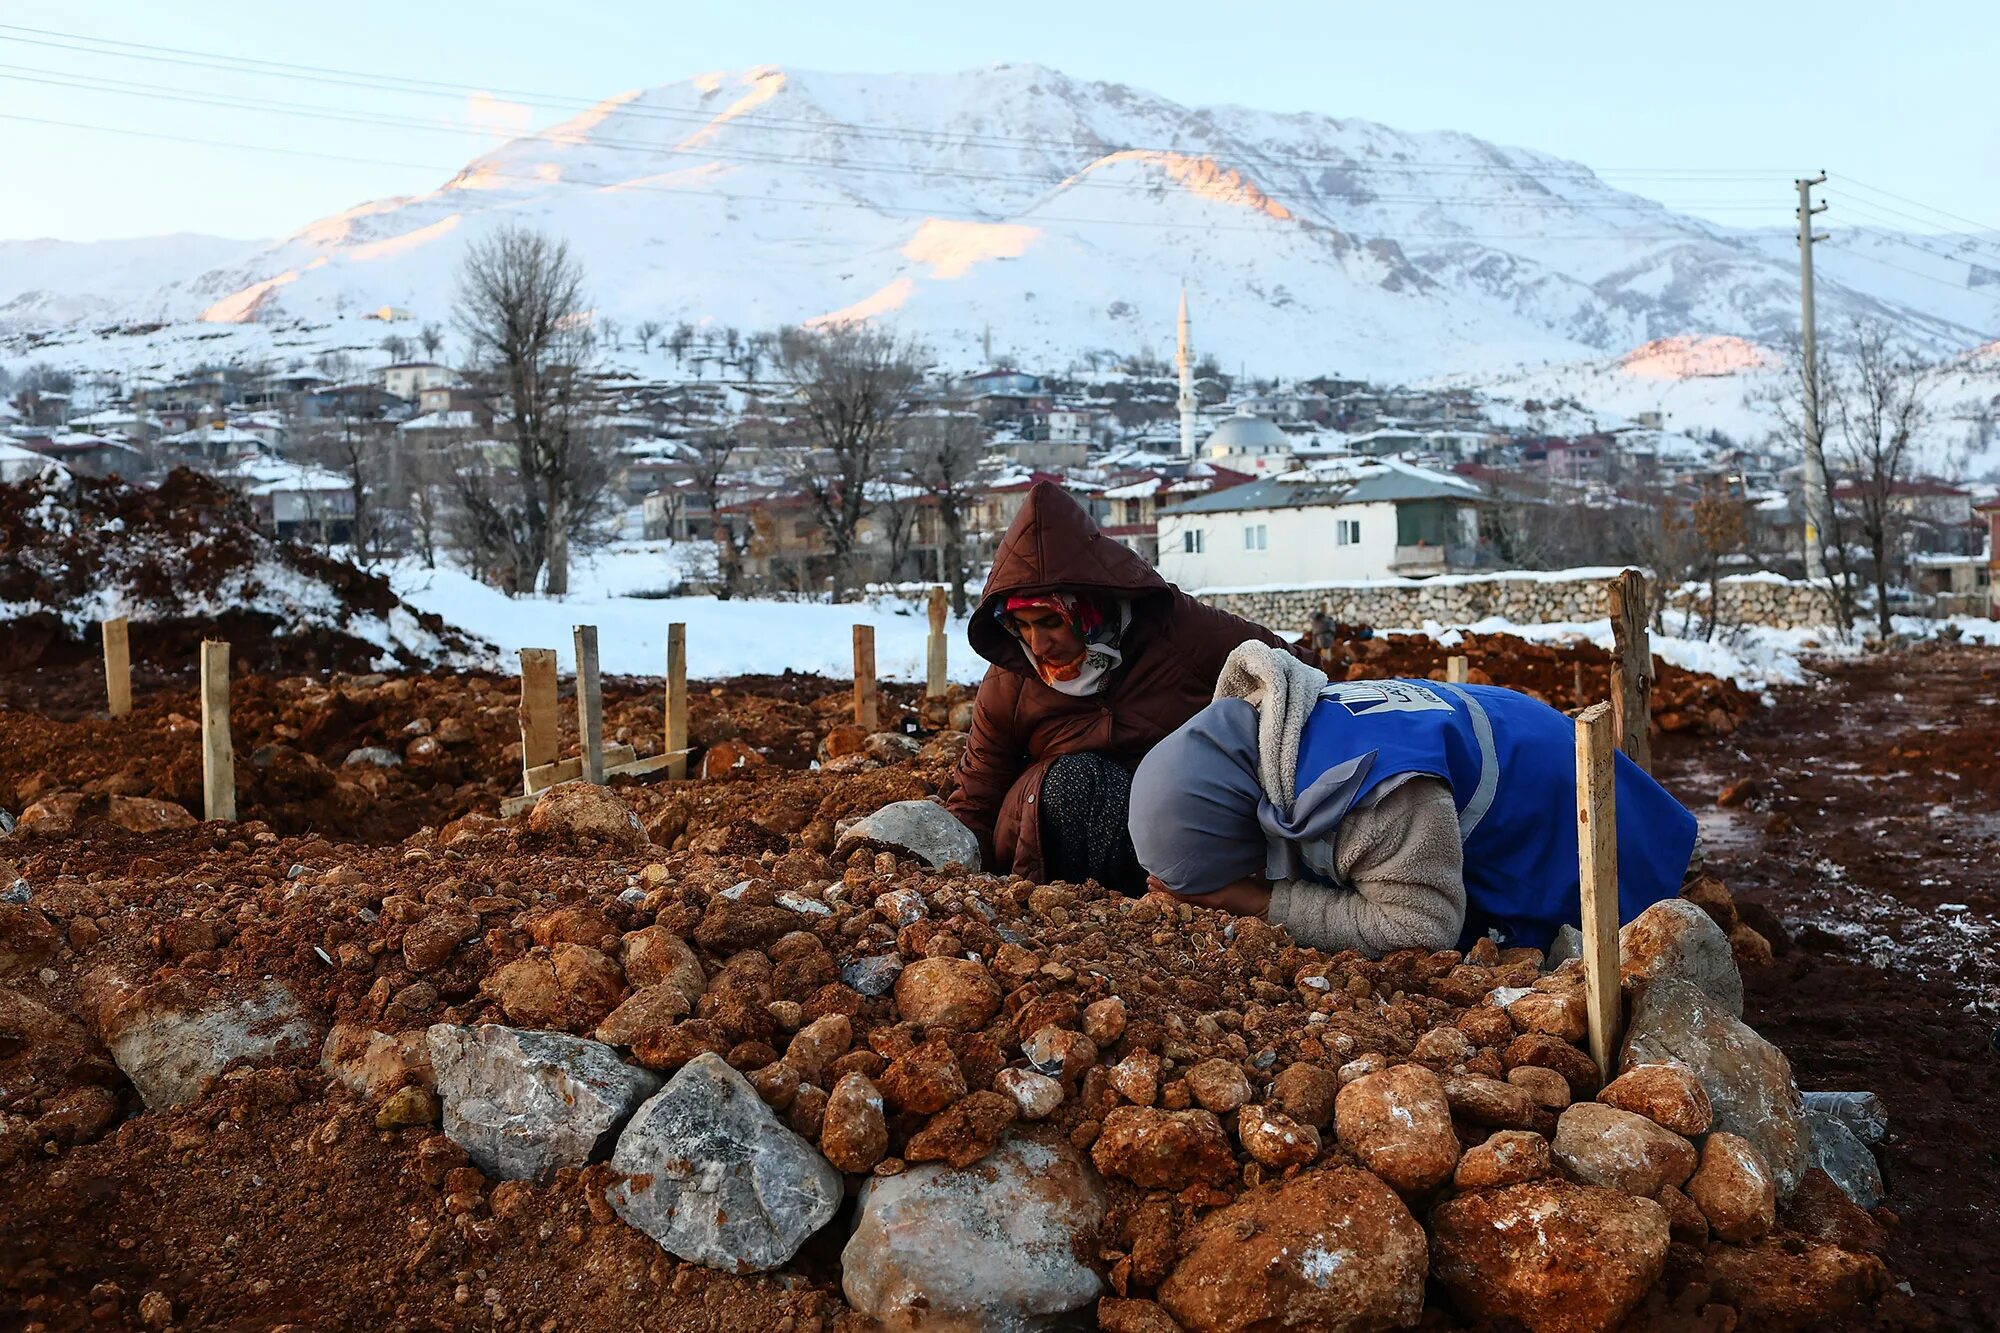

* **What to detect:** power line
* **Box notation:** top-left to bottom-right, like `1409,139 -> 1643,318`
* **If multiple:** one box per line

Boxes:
0,22 -> 1798,184
0,64 -> 1795,214
1834,173 -> 2000,240
0,110 -> 1753,243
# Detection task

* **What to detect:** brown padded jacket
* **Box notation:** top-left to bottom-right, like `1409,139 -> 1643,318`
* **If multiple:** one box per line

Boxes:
945,481 -> 1308,880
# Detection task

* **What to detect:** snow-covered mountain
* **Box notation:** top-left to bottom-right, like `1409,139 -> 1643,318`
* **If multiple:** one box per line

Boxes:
4,64 -> 1997,378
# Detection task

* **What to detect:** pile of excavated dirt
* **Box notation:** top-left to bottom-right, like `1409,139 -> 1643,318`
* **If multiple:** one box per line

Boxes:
0,468 -> 486,684
0,670 -> 951,844
1303,626 -> 1756,737
0,730 -> 1904,1331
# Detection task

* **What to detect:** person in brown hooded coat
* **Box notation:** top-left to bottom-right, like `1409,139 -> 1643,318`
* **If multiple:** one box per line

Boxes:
945,481 -> 1309,891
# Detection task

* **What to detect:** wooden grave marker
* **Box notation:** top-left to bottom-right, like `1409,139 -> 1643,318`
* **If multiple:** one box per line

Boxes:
102,616 -> 131,718
666,621 -> 689,781
574,624 -> 605,785
926,588 -> 949,700
1608,569 -> 1653,772
1574,701 -> 1622,1076
199,640 -> 236,822
853,625 -> 879,732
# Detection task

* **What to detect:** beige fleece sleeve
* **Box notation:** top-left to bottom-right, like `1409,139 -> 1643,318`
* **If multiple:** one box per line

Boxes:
1267,778 -> 1467,957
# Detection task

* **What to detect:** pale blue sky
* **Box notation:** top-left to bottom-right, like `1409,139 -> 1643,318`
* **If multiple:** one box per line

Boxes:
1,0 -> 1995,242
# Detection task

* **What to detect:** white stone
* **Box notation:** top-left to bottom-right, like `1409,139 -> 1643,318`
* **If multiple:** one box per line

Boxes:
428,1024 -> 660,1182
836,800 -> 982,871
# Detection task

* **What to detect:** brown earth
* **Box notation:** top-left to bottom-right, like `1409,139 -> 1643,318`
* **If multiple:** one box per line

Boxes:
1653,644 -> 2000,1330
3,638 -> 1987,1331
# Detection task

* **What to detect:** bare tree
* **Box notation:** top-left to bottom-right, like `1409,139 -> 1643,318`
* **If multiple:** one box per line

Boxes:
300,413 -> 389,561
635,320 -> 662,353
909,408 -> 985,613
1686,485 -> 1750,641
685,430 -> 744,599
776,324 -> 925,602
381,334 -> 411,362
668,322 -> 694,367
453,224 -> 616,595
418,323 -> 445,359
1826,322 -> 1937,637
599,317 -> 622,350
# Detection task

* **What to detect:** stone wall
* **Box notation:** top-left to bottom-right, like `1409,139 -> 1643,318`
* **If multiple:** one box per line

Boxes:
1196,570 -> 1835,634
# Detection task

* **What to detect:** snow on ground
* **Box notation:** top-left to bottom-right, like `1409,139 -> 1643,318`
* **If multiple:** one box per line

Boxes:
388,544 -> 983,685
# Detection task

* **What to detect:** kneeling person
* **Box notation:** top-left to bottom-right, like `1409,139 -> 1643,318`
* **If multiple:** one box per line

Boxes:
1128,644 -> 1696,957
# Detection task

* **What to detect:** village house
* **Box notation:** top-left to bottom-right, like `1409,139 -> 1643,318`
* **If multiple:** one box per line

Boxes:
1099,462 -> 1254,562
374,362 -> 456,400
1156,456 -> 1489,588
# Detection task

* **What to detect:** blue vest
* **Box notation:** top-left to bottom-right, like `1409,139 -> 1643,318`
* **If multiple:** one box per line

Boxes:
1291,679 -> 1696,952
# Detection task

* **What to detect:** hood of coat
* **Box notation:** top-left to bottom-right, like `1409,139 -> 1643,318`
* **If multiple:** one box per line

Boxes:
969,480 -> 1170,676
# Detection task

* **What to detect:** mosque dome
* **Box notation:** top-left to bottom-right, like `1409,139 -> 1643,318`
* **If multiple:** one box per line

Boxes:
1205,409 -> 1289,455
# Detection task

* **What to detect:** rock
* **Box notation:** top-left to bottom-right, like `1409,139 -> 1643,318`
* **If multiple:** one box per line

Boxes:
1688,1131 -> 1777,1241
1431,1181 -> 1669,1333
1268,1062 -> 1339,1128
344,746 -> 401,768
30,1085 -> 119,1145
320,1022 -> 434,1099
700,739 -> 767,778
0,903 -> 61,977
427,1024 -> 660,1181
609,1053 -> 842,1273
1801,1090 -> 1888,1144
1619,899 -> 1743,1016
783,1013 -> 853,1084
621,927 -> 706,1008
1503,990 -> 1586,1043
994,1067 -> 1064,1121
895,956 -> 1001,1031
844,1137 -> 1106,1330
1454,1130 -> 1552,1189
1716,777 -> 1762,807
1596,1061 -> 1713,1136
137,1291 -> 173,1329
819,725 -> 869,760
1702,1238 -> 1890,1328
1334,1065 -> 1459,1196
1237,1105 -> 1320,1169
1159,1168 -> 1427,1333
875,887 -> 928,927
593,984 -> 693,1047
402,906 -> 479,972
526,782 -> 648,850
692,896 -> 794,952
1785,1168 -> 1886,1253
1803,1106 -> 1884,1209
1184,1057 -> 1252,1114
836,799 -> 982,870
1550,1102 -> 1696,1196
1728,922 -> 1774,966
864,732 -> 922,763
906,1089 -> 1018,1168
879,1035 -> 966,1114
480,954 -> 567,1028
16,792 -> 85,837
1409,1024 -> 1476,1066
1022,1026 -> 1098,1082
1545,924 -> 1584,968
1623,979 -> 1808,1200
1083,996 -> 1128,1046
1097,1299 -> 1181,1333
1501,1033 -> 1602,1097
1505,1065 -> 1571,1111
1442,1075 -> 1542,1129
375,1085 -> 440,1130
1108,1051 -> 1162,1107
104,795 -> 197,833
841,954 -> 904,997
89,975 -> 318,1109
1091,1107 -> 1235,1189
820,1071 -> 889,1172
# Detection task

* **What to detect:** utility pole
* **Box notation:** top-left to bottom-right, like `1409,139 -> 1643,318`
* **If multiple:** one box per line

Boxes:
1797,173 -> 1831,581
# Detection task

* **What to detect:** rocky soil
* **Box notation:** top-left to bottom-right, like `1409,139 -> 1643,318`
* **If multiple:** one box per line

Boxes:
0,639 -> 1937,1331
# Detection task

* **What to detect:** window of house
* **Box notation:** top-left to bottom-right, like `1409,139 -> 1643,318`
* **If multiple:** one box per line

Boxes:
1183,528 -> 1204,554
1336,519 -> 1360,546
1243,524 -> 1267,550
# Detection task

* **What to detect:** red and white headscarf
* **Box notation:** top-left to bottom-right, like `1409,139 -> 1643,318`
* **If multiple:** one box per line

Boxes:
999,592 -> 1130,696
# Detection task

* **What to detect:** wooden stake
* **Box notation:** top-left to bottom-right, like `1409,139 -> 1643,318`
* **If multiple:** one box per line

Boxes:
199,640 -> 236,822
926,588 -> 949,700
1572,659 -> 1587,709
1574,701 -> 1622,1077
517,648 -> 561,787
853,624 -> 879,732
1608,569 -> 1653,772
573,624 -> 605,785
1445,654 -> 1469,685
666,622 -> 688,781
102,616 -> 132,718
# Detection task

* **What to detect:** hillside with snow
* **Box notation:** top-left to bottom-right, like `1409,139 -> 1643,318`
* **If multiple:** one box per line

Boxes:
4,63 -> 1998,388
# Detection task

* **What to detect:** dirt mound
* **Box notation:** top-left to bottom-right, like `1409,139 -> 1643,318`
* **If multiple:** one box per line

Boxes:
0,468 -> 487,680
1304,624 -> 1755,736
0,737 -> 1899,1330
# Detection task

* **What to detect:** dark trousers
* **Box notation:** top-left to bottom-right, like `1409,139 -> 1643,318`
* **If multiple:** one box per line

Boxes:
1038,753 -> 1147,896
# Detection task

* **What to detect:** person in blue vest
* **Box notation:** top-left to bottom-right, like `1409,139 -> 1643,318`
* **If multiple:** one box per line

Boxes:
1126,642 -> 1696,957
